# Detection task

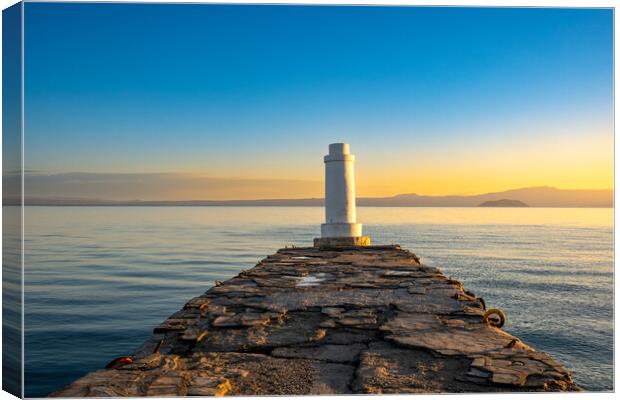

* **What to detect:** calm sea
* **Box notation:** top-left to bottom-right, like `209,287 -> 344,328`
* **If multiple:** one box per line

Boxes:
21,206 -> 613,396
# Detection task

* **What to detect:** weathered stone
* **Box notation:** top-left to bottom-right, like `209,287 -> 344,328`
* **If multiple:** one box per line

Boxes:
467,368 -> 492,378
313,236 -> 371,248
407,285 -> 427,294
211,314 -> 242,327
132,335 -> 165,358
319,319 -> 337,328
382,312 -> 518,356
51,245 -> 580,396
271,343 -> 366,363
187,377 -> 231,396
491,372 -> 526,386
205,304 -> 229,317
184,296 -> 210,309
337,317 -> 377,327
354,341 -> 484,393
341,308 -> 376,318
153,318 -> 197,333
145,375 -> 185,396
321,307 -> 344,317
470,356 -> 491,369
121,353 -> 163,371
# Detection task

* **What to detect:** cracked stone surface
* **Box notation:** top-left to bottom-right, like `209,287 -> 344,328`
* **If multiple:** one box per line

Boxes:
50,245 -> 581,396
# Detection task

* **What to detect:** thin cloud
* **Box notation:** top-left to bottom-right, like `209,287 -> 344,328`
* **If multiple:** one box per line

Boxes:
21,172 -> 323,201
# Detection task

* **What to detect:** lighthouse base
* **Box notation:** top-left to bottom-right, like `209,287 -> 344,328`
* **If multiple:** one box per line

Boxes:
321,222 -> 363,238
313,236 -> 371,248
316,223 -> 369,248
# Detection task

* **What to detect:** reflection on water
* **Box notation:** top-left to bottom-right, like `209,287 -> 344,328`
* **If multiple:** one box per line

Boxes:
23,206 -> 613,396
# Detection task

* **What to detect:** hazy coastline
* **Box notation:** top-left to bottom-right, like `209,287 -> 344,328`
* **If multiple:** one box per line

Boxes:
8,186 -> 613,208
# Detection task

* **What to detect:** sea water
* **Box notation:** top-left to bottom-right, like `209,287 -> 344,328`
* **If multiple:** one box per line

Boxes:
19,206 -> 613,396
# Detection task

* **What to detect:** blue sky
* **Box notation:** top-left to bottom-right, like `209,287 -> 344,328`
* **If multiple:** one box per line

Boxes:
22,4 -> 613,198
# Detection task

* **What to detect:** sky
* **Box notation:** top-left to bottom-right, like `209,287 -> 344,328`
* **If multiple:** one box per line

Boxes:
22,4 -> 613,200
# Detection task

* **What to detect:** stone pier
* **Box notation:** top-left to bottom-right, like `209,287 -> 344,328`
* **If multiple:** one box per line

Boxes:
51,245 -> 580,396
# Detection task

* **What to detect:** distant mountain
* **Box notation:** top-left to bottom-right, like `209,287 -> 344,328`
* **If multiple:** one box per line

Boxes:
10,186 -> 613,207
356,187 -> 612,207
479,199 -> 528,207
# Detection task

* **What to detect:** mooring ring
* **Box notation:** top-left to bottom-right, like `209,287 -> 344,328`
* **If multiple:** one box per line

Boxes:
483,308 -> 506,328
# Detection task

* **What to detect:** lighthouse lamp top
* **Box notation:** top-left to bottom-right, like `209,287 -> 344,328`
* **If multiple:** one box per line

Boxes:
325,142 -> 355,163
329,143 -> 349,155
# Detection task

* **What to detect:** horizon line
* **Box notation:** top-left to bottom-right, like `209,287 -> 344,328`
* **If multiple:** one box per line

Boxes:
6,185 -> 614,204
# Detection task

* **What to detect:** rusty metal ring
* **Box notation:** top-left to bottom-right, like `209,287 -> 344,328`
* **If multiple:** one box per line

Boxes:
483,308 -> 506,328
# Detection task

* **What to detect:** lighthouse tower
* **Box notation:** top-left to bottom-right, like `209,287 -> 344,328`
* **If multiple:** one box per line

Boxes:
314,143 -> 371,248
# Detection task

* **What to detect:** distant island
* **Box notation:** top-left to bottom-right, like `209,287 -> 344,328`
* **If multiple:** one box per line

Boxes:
8,186 -> 613,208
479,199 -> 529,207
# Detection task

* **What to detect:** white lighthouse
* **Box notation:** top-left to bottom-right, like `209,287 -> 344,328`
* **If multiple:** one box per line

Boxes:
314,143 -> 370,248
